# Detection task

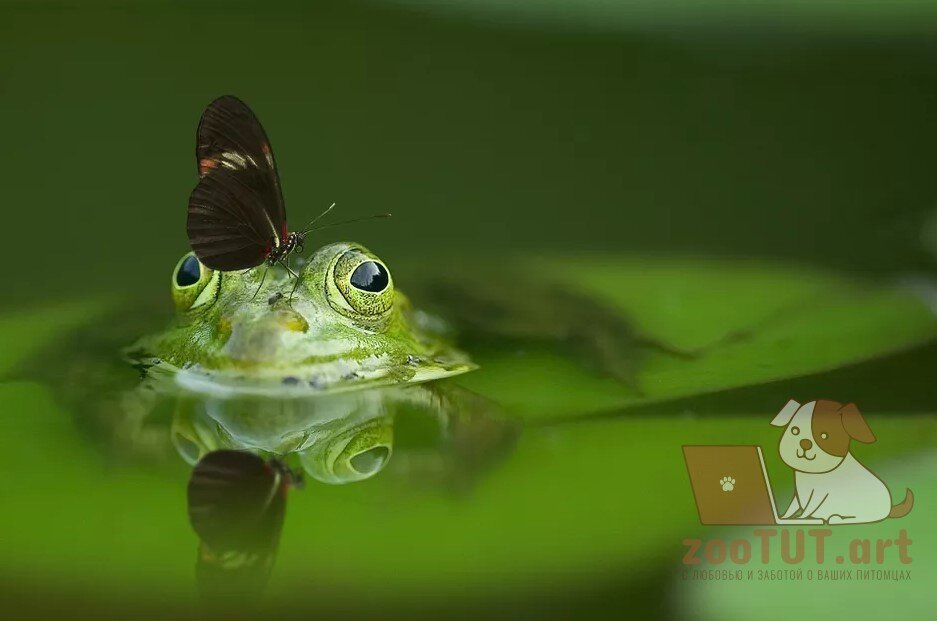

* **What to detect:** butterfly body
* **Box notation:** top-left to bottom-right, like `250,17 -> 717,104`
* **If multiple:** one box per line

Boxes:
266,231 -> 305,267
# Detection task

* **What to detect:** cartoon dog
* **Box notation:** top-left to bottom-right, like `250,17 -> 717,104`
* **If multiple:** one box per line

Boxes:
771,399 -> 913,524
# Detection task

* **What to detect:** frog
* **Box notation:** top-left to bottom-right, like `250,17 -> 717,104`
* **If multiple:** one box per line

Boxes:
120,241 -> 518,487
128,241 -> 477,397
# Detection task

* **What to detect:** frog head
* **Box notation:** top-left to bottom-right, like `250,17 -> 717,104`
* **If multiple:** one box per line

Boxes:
132,242 -> 474,396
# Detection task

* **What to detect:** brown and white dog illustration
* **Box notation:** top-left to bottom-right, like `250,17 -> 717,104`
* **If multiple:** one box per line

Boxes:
771,399 -> 914,524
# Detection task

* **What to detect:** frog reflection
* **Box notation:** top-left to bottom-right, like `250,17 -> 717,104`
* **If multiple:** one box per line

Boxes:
172,390 -> 396,485
170,384 -> 514,487
174,393 -> 398,605
173,386 -> 514,603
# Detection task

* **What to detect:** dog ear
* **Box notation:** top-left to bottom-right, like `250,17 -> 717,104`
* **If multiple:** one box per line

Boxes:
770,399 -> 801,427
841,403 -> 876,443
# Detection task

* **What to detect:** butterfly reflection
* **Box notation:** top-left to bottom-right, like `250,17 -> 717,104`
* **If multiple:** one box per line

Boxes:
186,449 -> 302,603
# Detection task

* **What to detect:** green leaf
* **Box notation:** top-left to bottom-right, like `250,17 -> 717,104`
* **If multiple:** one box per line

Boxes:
459,256 -> 937,419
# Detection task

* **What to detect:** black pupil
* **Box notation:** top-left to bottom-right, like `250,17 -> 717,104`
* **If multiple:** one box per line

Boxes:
349,261 -> 388,292
176,255 -> 201,287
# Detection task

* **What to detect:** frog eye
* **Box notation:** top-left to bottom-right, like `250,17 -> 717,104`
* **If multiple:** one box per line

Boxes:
171,252 -> 220,311
328,248 -> 394,321
299,415 -> 393,484
175,255 -> 201,287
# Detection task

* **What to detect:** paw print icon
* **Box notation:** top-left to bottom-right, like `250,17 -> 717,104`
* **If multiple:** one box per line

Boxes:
720,476 -> 736,492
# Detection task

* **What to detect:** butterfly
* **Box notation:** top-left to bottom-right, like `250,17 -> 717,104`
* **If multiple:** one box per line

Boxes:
186,96 -> 389,288
187,95 -> 313,275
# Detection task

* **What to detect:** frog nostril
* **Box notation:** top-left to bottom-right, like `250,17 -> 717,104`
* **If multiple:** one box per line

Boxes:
350,446 -> 390,475
800,439 -> 813,450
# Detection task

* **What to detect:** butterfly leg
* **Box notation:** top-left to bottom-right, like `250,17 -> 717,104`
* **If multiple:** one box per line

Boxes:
250,266 -> 269,300
280,259 -> 304,305
282,261 -> 300,280
287,272 -> 306,304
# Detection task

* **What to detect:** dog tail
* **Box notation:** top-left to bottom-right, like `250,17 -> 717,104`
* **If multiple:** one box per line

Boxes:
889,489 -> 914,519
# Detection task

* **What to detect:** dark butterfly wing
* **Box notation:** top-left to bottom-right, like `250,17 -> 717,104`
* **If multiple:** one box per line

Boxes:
188,168 -> 279,271
187,96 -> 287,270
195,95 -> 286,227
186,450 -> 288,553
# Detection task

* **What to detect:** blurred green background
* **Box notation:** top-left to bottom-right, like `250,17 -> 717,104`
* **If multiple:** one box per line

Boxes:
2,1 -> 937,620
5,0 -> 937,304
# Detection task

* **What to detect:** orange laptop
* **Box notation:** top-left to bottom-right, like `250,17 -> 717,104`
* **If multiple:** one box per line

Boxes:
683,445 -> 823,525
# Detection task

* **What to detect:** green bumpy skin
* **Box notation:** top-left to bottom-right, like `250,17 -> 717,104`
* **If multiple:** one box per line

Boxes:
128,242 -> 475,396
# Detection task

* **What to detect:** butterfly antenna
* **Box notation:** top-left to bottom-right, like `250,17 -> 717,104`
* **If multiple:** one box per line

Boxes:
307,212 -> 392,233
298,203 -> 336,235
